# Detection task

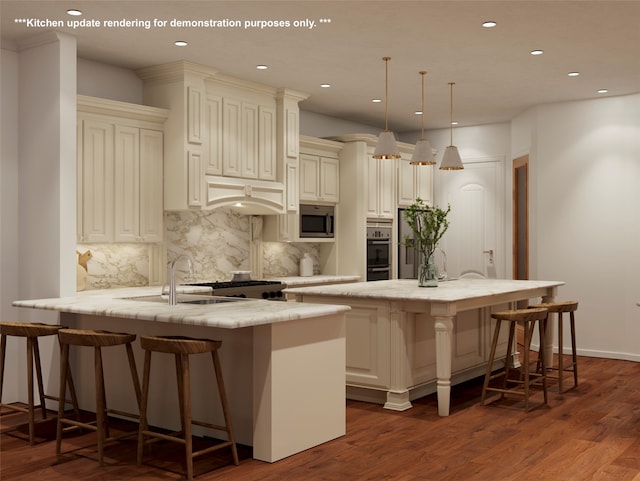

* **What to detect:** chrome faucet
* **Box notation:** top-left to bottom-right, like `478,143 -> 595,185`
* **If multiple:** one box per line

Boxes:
167,255 -> 193,306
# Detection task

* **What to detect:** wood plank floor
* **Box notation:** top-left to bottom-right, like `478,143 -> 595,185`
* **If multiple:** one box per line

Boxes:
2,355 -> 639,480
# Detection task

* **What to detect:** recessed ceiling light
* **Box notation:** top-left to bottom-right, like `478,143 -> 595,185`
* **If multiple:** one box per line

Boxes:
530,49 -> 544,56
597,89 -> 608,94
482,21 -> 497,28
174,40 -> 188,47
372,99 -> 382,103
415,110 -> 423,115
256,65 -> 268,70
67,9 -> 82,16
451,121 -> 459,126
568,72 -> 580,77
320,83 -> 331,88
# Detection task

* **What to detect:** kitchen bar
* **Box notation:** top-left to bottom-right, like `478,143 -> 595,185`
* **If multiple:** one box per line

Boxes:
286,278 -> 564,416
12,287 -> 350,463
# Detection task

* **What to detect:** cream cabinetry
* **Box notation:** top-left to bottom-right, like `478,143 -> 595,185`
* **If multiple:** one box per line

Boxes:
397,153 -> 434,206
300,154 -> 339,203
137,62 -> 308,214
366,155 -> 395,219
77,96 -> 168,243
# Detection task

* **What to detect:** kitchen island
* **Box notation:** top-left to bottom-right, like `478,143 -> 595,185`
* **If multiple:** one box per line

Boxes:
286,278 -> 564,416
13,287 -> 350,462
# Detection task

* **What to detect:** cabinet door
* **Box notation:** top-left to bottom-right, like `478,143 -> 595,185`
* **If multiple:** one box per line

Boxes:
205,94 -> 222,175
114,125 -> 140,243
222,97 -> 241,177
80,119 -> 114,242
320,157 -> 339,203
378,158 -> 395,218
241,102 -> 258,179
415,163 -> 433,204
398,158 -> 416,207
259,105 -> 276,181
139,129 -> 164,242
365,155 -> 379,217
300,154 -> 320,201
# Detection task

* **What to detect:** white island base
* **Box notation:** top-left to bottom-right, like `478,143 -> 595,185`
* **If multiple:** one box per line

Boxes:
61,311 -> 345,463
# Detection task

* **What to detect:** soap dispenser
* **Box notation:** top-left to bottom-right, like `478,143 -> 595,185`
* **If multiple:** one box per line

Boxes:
299,253 -> 313,277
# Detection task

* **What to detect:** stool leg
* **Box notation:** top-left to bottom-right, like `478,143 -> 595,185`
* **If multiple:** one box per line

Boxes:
125,343 -> 141,410
502,322 -> 516,393
179,353 -> 193,481
26,337 -> 36,445
175,354 -> 186,434
95,347 -> 106,466
538,318 -> 548,405
557,312 -> 564,393
522,321 -> 534,411
137,350 -> 152,466
32,337 -> 48,420
481,319 -> 502,405
211,350 -> 239,465
570,311 -> 578,387
56,342 -> 70,457
0,334 -> 6,401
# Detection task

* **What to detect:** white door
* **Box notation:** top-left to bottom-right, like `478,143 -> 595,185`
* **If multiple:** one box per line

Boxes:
435,158 -> 504,279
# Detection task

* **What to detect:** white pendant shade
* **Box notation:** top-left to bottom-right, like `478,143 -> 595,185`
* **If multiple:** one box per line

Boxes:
373,131 -> 401,159
440,145 -> 464,170
410,138 -> 436,165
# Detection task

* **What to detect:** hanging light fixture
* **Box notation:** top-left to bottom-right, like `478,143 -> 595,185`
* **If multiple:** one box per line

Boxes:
410,71 -> 436,165
373,57 -> 401,159
439,82 -> 464,170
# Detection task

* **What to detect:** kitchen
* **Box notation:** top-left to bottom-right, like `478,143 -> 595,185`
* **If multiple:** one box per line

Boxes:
2,1 -> 640,479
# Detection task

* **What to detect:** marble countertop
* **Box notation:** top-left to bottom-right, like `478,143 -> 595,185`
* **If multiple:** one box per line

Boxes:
12,286 -> 350,329
269,275 -> 361,287
285,278 -> 565,302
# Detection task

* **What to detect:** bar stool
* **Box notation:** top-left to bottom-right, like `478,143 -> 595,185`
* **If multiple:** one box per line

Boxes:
481,307 -> 549,411
530,301 -> 579,392
137,335 -> 239,481
0,321 -> 79,444
56,329 -> 141,465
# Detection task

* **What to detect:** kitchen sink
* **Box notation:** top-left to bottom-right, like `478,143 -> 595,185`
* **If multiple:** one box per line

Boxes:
122,294 -> 249,305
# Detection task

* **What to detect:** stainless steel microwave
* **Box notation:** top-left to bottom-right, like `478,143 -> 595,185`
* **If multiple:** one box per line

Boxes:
300,204 -> 335,238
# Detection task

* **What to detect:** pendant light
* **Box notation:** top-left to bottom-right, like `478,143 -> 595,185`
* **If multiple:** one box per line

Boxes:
373,57 -> 401,159
439,82 -> 464,170
410,71 -> 436,165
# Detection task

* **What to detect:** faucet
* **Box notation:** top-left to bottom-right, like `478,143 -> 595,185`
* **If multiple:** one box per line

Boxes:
167,255 -> 193,306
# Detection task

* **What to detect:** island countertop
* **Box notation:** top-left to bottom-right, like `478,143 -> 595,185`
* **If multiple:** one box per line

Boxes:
12,286 -> 350,329
285,278 -> 565,304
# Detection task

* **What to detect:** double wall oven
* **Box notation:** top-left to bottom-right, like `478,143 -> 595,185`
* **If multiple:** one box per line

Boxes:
366,225 -> 391,281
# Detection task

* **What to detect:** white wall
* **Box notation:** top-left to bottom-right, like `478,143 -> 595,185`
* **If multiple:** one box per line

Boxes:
513,93 -> 640,361
77,58 -> 143,104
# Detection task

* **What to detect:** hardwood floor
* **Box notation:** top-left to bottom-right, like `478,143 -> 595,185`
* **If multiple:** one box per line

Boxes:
2,355 -> 639,480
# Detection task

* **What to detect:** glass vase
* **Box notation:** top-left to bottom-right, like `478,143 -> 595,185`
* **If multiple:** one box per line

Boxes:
418,255 -> 438,287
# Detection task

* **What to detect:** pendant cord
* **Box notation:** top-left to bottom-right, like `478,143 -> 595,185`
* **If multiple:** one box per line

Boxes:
420,71 -> 426,139
449,82 -> 455,146
383,57 -> 390,131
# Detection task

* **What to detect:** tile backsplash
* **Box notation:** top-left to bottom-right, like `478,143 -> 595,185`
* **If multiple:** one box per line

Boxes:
78,207 -> 319,289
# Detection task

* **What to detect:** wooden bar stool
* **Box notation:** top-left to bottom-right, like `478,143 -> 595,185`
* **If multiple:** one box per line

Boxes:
56,329 -> 141,465
481,307 -> 549,411
531,301 -> 579,392
137,335 -> 239,481
0,321 -> 80,445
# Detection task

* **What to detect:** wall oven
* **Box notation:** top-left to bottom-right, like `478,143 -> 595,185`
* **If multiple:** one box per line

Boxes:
300,204 -> 335,238
366,225 -> 391,281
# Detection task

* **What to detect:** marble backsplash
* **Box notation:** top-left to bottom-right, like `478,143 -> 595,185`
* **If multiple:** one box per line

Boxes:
78,208 -> 320,289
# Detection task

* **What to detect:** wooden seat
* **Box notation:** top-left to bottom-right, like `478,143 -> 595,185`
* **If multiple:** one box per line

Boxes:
481,307 -> 549,411
56,329 -> 141,465
531,301 -> 579,392
0,321 -> 80,445
137,335 -> 239,481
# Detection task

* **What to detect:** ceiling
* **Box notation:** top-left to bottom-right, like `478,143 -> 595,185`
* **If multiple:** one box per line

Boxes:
2,0 -> 640,132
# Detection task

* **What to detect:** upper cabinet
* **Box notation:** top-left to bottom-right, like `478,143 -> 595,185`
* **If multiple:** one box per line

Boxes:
397,151 -> 434,207
77,95 -> 168,244
299,136 -> 342,204
137,61 -> 308,214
